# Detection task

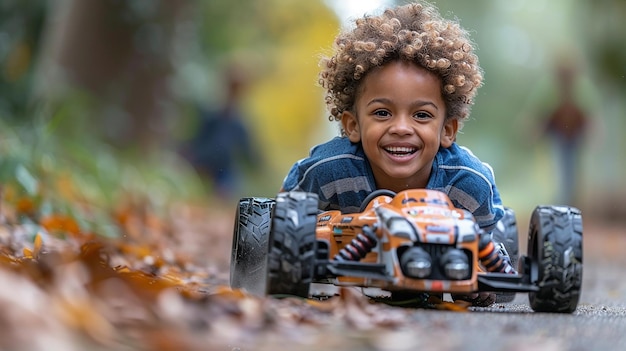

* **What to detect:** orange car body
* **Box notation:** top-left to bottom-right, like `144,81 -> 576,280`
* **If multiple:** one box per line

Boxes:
315,189 -> 482,294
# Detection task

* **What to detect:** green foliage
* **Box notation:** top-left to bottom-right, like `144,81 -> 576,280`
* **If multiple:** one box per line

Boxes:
0,112 -> 207,238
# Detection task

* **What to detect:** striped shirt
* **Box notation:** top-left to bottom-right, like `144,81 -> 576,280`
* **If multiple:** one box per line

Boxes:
282,137 -> 504,232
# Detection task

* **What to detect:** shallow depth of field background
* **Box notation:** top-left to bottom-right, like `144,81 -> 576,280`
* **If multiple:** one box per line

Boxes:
1,0 -> 624,225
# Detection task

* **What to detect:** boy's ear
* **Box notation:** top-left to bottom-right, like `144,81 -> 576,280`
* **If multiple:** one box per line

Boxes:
440,118 -> 458,148
341,110 -> 361,142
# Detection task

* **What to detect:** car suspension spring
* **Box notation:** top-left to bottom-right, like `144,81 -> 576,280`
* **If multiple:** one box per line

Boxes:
334,225 -> 378,262
478,234 -> 516,274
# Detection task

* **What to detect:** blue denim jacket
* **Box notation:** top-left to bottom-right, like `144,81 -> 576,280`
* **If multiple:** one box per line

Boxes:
282,137 -> 504,232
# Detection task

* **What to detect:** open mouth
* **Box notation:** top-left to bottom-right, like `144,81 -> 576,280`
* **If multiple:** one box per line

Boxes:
384,146 -> 417,157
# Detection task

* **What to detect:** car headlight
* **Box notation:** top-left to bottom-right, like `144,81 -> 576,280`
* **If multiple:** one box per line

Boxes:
440,248 -> 470,280
400,246 -> 432,278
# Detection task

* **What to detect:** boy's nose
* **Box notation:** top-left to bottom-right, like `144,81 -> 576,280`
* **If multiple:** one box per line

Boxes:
389,115 -> 414,135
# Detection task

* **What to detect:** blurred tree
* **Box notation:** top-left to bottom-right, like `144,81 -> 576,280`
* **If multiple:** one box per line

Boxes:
36,0 -> 188,151
577,0 -> 626,91
0,0 -> 46,120
1,0 -> 340,198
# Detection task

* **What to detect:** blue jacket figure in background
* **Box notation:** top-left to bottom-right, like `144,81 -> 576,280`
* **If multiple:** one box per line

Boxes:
542,62 -> 589,206
186,65 -> 258,199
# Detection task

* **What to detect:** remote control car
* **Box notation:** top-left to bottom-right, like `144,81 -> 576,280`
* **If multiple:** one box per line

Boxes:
230,189 -> 582,313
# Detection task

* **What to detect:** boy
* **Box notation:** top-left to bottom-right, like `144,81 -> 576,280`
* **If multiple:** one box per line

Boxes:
282,2 -> 512,306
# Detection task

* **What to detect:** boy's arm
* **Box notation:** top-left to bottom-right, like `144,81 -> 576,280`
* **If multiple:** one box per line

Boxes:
442,145 -> 505,232
441,166 -> 504,233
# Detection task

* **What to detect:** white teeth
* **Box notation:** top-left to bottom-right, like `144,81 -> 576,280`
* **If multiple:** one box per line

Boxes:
385,146 -> 416,153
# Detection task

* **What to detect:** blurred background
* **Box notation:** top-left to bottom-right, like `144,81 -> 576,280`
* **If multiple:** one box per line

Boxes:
1,0 -> 624,225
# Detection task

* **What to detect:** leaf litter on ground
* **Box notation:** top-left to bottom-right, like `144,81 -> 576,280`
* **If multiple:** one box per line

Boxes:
0,155 -> 471,351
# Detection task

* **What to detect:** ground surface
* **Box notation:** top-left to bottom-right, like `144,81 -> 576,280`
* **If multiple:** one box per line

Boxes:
1,200 -> 624,351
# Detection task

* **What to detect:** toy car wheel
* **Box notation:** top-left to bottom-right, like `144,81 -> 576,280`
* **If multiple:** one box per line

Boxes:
528,205 -> 583,313
230,197 -> 275,295
492,207 -> 520,303
266,191 -> 318,298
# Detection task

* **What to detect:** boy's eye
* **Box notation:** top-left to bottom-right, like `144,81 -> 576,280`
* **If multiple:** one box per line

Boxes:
373,110 -> 391,118
371,110 -> 434,120
414,112 -> 433,120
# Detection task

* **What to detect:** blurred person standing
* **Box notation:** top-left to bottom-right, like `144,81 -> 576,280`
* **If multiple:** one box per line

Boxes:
184,64 -> 259,200
542,62 -> 590,206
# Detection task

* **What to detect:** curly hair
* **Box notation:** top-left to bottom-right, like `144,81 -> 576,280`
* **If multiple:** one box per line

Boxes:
319,2 -> 483,130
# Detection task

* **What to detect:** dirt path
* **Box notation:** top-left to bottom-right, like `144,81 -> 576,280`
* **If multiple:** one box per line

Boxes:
1,197 -> 623,351
178,204 -> 626,351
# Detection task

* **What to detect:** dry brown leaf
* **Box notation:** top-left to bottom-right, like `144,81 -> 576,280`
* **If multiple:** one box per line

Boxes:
428,294 -> 471,312
22,247 -> 33,259
40,214 -> 81,236
15,197 -> 35,215
33,232 -> 42,256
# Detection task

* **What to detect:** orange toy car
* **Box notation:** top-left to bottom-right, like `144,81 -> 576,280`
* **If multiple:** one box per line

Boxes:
230,189 -> 583,313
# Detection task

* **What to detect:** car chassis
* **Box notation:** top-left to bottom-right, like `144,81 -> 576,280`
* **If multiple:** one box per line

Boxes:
231,189 -> 583,313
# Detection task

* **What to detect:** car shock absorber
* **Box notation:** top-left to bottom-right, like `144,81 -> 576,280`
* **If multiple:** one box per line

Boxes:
478,233 -> 516,274
334,225 -> 378,261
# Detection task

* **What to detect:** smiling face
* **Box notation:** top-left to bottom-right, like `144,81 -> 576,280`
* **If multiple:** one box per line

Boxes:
341,60 -> 458,192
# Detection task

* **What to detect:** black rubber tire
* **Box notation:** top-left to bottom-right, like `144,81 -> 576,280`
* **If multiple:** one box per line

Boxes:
229,197 -> 275,295
492,207 -> 520,303
528,206 -> 583,313
266,191 -> 318,298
